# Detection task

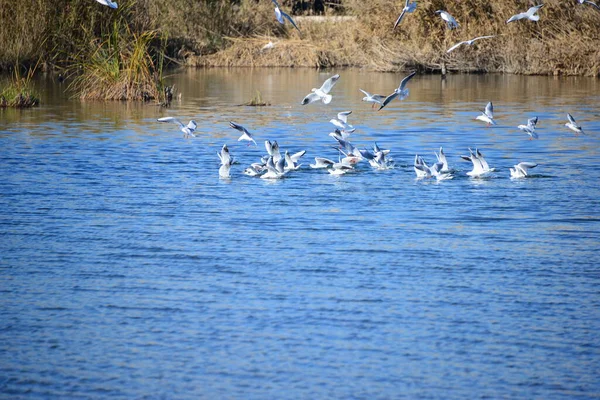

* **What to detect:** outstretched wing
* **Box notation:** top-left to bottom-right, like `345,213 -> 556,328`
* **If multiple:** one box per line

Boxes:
158,116 -> 184,129
301,92 -> 321,105
281,10 -> 301,32
319,74 -> 340,94
229,121 -> 249,135
399,71 -> 417,91
378,92 -> 399,111
567,113 -> 576,125
446,41 -> 466,53
337,111 -> 352,123
583,0 -> 600,9
485,101 -> 494,118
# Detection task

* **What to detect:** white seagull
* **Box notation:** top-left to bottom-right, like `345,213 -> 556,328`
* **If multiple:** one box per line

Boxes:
475,101 -> 496,126
218,145 -> 234,179
394,0 -> 418,29
461,148 -> 495,177
510,162 -> 538,179
434,147 -> 450,172
157,117 -> 198,138
94,0 -> 118,9
301,74 -> 340,105
506,4 -> 544,23
359,89 -> 386,108
271,0 -> 300,32
517,117 -> 539,139
229,121 -> 257,146
310,157 -> 335,169
565,113 -> 584,134
436,10 -> 459,29
378,71 -> 417,111
446,35 -> 495,53
578,0 -> 600,10
329,111 -> 355,133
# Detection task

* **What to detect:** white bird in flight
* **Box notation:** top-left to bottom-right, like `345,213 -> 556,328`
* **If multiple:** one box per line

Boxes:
578,0 -> 600,10
446,35 -> 495,53
359,89 -> 386,108
229,122 -> 257,146
378,71 -> 417,111
565,113 -> 584,134
475,101 -> 496,126
271,0 -> 300,32
157,117 -> 197,138
510,162 -> 538,179
394,0 -> 418,29
435,10 -> 459,29
517,117 -> 539,139
329,111 -> 355,133
301,74 -> 340,105
506,4 -> 544,23
94,0 -> 118,9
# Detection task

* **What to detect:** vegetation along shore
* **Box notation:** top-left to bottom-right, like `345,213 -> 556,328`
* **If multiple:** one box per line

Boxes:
0,0 -> 598,103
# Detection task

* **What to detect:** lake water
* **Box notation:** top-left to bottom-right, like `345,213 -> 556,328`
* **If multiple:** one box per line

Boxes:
1,69 -> 599,399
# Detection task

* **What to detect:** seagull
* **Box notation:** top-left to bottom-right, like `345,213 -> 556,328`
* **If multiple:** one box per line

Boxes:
94,0 -> 118,9
436,10 -> 459,29
378,71 -> 417,111
517,117 -> 539,139
284,151 -> 303,171
394,0 -> 418,29
475,101 -> 496,126
265,140 -> 282,162
271,0 -> 300,32
461,148 -> 495,177
434,147 -> 450,172
157,117 -> 197,137
414,155 -> 451,180
329,111 -> 355,133
565,113 -> 584,134
506,4 -> 544,23
446,35 -> 495,53
229,121 -> 257,146
261,157 -> 286,179
301,74 -> 340,105
328,159 -> 354,175
510,162 -> 538,179
329,129 -> 351,141
218,145 -> 234,179
578,0 -> 600,10
359,89 -> 386,108
310,157 -> 335,169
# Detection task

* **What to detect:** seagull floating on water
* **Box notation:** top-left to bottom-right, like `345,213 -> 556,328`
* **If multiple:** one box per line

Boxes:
394,0 -> 418,29
218,145 -> 234,178
310,157 -> 335,169
510,162 -> 538,179
94,0 -> 118,9
271,0 -> 300,32
506,4 -> 544,23
379,71 -> 417,111
434,147 -> 450,172
157,117 -> 197,138
301,74 -> 340,105
446,35 -> 495,53
517,117 -> 539,139
565,113 -> 584,134
435,10 -> 459,29
475,101 -> 496,126
230,121 -> 257,146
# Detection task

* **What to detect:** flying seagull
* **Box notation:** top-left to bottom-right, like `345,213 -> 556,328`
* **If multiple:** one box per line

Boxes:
506,4 -> 544,23
475,101 -> 496,126
157,117 -> 197,138
446,35 -> 495,53
436,10 -> 459,29
271,0 -> 300,32
229,121 -> 257,146
394,0 -> 418,29
378,71 -> 417,111
517,117 -> 539,139
359,89 -> 386,108
94,0 -> 118,9
565,113 -> 584,134
301,74 -> 340,105
578,0 -> 600,10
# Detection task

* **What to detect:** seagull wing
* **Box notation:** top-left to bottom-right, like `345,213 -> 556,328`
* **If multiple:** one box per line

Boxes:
281,10 -> 301,32
158,116 -> 184,129
359,88 -> 371,97
472,35 -> 496,42
274,7 -> 284,24
485,101 -> 494,118
399,71 -> 417,91
301,92 -> 321,105
186,120 -> 197,131
378,91 -> 399,111
337,111 -> 352,123
229,121 -> 249,135
394,8 -> 408,29
446,41 -> 466,53
290,150 -> 306,162
567,113 -> 577,125
583,0 -> 600,9
506,12 -> 525,23
319,74 -> 340,94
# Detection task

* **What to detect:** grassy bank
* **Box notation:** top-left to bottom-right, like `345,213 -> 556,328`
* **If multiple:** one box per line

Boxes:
1,0 -> 599,76
0,64 -> 40,108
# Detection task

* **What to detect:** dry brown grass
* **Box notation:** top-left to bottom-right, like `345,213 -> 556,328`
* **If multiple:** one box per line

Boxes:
196,0 -> 600,76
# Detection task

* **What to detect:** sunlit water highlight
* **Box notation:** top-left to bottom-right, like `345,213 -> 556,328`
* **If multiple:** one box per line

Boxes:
1,69 -> 599,399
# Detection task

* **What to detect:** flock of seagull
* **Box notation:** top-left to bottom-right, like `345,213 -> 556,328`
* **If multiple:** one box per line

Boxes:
92,0 -> 596,180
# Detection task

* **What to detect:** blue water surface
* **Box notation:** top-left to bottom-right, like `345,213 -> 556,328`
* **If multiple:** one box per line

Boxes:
1,70 -> 599,399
